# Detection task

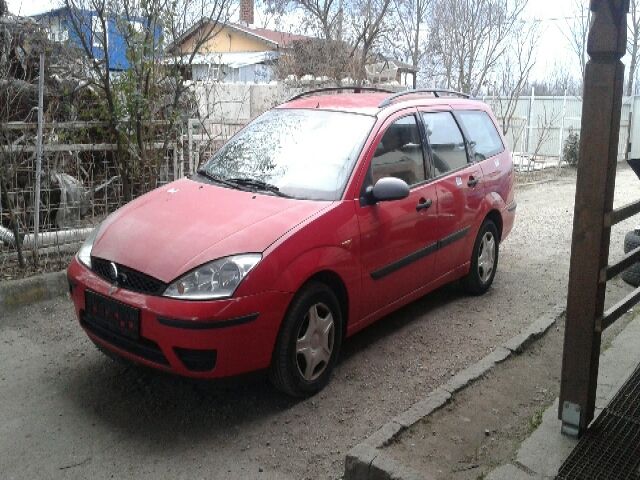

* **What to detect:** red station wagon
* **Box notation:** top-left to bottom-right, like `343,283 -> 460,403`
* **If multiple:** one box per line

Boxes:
67,88 -> 516,396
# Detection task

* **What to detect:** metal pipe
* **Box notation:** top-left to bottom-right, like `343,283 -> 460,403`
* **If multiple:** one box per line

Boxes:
0,226 -> 93,248
33,51 -> 45,263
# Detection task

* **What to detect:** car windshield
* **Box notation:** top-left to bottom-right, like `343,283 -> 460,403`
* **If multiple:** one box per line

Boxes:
199,109 -> 375,201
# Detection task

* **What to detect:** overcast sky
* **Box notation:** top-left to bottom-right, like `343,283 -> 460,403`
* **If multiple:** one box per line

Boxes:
5,0 -> 587,82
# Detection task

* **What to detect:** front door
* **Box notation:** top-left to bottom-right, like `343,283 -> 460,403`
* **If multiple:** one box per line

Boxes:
356,111 -> 440,318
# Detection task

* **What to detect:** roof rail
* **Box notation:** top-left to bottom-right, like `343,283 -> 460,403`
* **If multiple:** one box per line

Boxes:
286,86 -> 395,102
378,89 -> 471,108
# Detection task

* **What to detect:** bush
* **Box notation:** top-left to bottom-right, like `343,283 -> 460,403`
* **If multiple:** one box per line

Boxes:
563,130 -> 580,167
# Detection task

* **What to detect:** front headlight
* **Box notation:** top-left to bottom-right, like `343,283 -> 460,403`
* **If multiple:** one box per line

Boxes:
163,254 -> 262,300
77,225 -> 101,268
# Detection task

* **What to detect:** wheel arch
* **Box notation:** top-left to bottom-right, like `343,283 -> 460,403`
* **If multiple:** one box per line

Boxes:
485,209 -> 503,241
300,270 -> 350,338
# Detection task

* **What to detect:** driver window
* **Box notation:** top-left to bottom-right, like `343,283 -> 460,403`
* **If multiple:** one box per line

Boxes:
371,115 -> 426,186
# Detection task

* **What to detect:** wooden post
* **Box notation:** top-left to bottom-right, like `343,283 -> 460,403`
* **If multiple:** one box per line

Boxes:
559,0 -> 629,437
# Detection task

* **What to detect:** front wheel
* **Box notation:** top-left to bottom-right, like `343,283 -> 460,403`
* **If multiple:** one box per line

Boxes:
462,220 -> 499,295
269,282 -> 343,397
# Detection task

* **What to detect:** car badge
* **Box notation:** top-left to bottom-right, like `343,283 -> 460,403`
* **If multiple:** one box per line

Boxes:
109,262 -> 119,284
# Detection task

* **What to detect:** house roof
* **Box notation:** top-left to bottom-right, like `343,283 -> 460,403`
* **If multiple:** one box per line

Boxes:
168,19 -> 309,53
30,6 -> 70,19
238,25 -> 308,47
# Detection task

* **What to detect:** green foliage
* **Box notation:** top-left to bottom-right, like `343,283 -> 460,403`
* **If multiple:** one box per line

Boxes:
528,409 -> 544,433
563,130 -> 580,167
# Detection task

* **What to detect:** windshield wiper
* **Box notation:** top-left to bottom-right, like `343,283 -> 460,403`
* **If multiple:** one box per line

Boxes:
196,169 -> 249,191
226,177 -> 292,198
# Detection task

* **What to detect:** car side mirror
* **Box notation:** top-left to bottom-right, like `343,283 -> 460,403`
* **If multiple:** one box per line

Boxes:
368,177 -> 410,203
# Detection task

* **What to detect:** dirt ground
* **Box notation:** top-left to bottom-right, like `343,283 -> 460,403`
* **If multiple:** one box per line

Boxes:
386,308 -> 635,479
1,165 -> 638,479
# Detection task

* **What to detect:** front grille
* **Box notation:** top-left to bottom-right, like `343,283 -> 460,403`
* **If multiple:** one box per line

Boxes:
556,363 -> 640,479
82,312 -> 169,366
92,257 -> 167,295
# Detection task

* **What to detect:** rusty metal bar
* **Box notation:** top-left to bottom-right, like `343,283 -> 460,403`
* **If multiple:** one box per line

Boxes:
605,245 -> 640,281
559,0 -> 630,438
608,198 -> 640,226
600,286 -> 640,331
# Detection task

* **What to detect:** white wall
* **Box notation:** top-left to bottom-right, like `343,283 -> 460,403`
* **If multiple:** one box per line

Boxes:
192,83 -> 301,122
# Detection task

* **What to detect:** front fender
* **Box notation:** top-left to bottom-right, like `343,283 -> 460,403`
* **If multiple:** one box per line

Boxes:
269,246 -> 361,328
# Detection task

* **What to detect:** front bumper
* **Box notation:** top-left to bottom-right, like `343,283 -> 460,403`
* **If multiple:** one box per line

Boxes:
67,257 -> 292,378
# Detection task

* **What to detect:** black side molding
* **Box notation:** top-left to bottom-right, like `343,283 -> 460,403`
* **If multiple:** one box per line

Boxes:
371,226 -> 471,280
158,312 -> 259,330
371,242 -> 439,280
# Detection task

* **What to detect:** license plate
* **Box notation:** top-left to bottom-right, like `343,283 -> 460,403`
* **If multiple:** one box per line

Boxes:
84,290 -> 140,340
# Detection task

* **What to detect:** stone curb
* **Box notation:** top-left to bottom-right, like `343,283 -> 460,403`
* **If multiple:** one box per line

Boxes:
0,270 -> 68,313
344,304 -> 565,480
345,444 -> 429,480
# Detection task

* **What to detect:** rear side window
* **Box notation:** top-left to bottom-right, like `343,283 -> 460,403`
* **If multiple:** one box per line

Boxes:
372,115 -> 426,186
422,112 -> 468,176
457,110 -> 504,161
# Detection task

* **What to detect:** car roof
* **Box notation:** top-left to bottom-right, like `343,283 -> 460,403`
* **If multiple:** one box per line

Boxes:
276,92 -> 490,116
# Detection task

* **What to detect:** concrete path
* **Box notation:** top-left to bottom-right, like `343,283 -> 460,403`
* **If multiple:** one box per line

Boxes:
487,314 -> 640,480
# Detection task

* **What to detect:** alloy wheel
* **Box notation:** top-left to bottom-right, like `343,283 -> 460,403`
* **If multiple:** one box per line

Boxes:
477,231 -> 496,283
295,302 -> 335,381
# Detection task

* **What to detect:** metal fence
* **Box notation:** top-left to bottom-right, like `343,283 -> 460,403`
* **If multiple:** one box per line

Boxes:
484,93 -> 633,172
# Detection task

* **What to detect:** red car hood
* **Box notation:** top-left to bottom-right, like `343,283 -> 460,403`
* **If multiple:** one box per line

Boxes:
91,178 -> 330,282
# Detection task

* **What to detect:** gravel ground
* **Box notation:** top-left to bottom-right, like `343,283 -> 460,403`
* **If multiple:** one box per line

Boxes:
1,165 -> 638,480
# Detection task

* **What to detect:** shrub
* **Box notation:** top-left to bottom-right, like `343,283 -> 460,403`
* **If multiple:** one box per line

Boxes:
563,130 -> 580,167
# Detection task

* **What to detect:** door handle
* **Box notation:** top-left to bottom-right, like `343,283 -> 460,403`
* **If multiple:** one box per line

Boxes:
416,198 -> 433,211
467,176 -> 479,187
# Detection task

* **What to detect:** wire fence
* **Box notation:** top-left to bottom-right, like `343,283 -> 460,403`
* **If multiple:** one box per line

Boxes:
0,119 -> 239,280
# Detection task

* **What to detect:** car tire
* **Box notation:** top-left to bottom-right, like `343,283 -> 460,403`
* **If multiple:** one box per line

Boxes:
622,229 -> 640,287
462,220 -> 499,295
269,282 -> 343,397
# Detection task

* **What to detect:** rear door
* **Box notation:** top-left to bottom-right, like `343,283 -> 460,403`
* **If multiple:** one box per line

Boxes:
356,110 -> 440,317
455,109 -> 513,210
419,109 -> 484,279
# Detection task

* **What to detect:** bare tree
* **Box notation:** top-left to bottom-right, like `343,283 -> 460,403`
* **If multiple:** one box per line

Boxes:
426,0 -> 528,95
292,0 -> 342,39
386,0 -> 430,87
254,0 -> 292,29
628,0 -> 640,95
563,0 -> 590,80
529,63 -> 581,96
491,20 -> 538,137
347,0 -> 392,82
273,0 -> 391,82
63,0 -> 230,199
